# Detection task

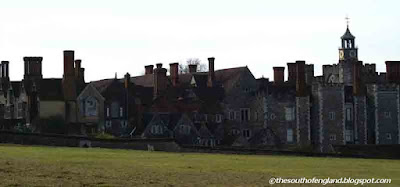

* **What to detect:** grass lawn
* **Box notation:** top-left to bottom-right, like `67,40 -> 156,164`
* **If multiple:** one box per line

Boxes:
0,144 -> 399,186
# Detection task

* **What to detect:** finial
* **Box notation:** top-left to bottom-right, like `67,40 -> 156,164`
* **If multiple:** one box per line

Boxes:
345,15 -> 350,28
115,72 -> 117,79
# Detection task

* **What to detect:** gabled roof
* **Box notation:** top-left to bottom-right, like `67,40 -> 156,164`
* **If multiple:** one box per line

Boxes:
91,79 -> 114,94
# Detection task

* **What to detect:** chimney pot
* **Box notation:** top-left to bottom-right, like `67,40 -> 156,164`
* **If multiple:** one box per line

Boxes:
145,65 -> 154,75
156,63 -> 162,69
188,64 -> 197,73
207,57 -> 215,87
170,63 -> 179,87
273,67 -> 285,84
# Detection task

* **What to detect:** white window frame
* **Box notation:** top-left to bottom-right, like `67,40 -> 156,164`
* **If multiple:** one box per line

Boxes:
285,107 -> 295,121
346,108 -> 352,121
330,134 -> 336,141
345,130 -> 352,142
106,107 -> 110,117
216,114 -> 222,123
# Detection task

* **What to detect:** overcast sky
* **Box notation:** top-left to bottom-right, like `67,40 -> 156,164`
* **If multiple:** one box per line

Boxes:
0,0 -> 399,82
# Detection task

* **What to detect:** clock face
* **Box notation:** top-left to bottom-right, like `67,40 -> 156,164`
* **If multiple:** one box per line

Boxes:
350,50 -> 357,58
339,51 -> 344,59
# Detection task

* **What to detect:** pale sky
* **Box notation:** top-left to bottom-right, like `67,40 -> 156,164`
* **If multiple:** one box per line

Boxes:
0,0 -> 399,82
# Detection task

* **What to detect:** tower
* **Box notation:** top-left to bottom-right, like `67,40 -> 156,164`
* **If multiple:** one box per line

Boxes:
339,17 -> 358,85
339,17 -> 358,61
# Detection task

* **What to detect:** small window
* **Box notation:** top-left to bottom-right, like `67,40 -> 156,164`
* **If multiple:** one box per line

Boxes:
229,111 -> 234,120
231,129 -> 240,135
121,121 -> 127,128
329,112 -> 335,120
242,129 -> 251,138
105,121 -> 112,128
285,107 -> 295,121
345,130 -> 352,142
330,134 -> 336,141
270,113 -> 276,120
119,107 -> 123,117
287,129 -> 293,143
106,107 -> 110,117
386,133 -> 392,140
216,114 -> 222,123
346,108 -> 352,121
240,108 -> 250,122
384,112 -> 391,119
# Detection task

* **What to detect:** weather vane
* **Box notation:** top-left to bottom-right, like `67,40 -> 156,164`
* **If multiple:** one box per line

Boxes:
345,15 -> 350,28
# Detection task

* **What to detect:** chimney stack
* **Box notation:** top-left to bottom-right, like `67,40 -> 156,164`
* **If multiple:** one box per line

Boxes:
295,61 -> 306,96
273,67 -> 285,84
1,61 -> 9,78
188,64 -> 197,73
386,61 -> 400,83
156,63 -> 163,69
124,73 -> 131,89
0,64 -> 2,78
63,50 -> 74,76
154,65 -> 168,98
170,63 -> 179,87
75,59 -> 82,78
145,65 -> 154,75
207,57 -> 215,87
287,62 -> 297,83
353,61 -> 363,95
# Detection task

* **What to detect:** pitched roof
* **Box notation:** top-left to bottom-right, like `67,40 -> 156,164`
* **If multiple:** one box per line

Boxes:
341,27 -> 355,39
91,79 -> 114,93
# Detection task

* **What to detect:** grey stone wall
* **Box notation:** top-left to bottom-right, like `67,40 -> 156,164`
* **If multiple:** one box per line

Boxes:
318,84 -> 345,152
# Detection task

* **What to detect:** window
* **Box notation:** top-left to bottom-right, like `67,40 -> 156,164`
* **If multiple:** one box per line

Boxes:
121,121 -> 128,128
345,130 -> 352,142
235,111 -> 240,120
287,129 -> 293,143
151,125 -> 163,135
229,111 -> 234,120
179,125 -> 191,135
106,107 -> 110,117
105,121 -> 112,128
111,102 -> 119,118
231,129 -> 240,135
85,96 -> 97,117
329,112 -> 335,120
242,129 -> 251,138
119,107 -> 123,117
216,114 -> 222,123
386,133 -> 392,140
285,107 -> 295,121
346,108 -> 352,121
240,108 -> 250,122
270,113 -> 276,120
384,112 -> 391,119
330,134 -> 336,141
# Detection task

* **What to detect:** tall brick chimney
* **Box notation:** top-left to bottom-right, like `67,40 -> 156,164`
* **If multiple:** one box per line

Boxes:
207,57 -> 215,87
0,64 -> 2,78
1,61 -> 9,78
273,67 -> 285,84
145,65 -> 154,75
170,63 -> 179,87
75,59 -> 81,78
124,72 -> 131,89
189,64 -> 197,73
64,50 -> 74,76
386,61 -> 400,83
287,62 -> 297,83
353,61 -> 363,95
63,50 -> 77,101
153,65 -> 167,98
295,61 -> 306,96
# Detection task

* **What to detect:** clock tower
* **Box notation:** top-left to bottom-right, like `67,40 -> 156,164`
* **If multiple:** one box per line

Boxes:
339,18 -> 358,61
338,17 -> 358,85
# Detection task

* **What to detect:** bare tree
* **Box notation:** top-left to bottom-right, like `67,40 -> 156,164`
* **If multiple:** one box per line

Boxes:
179,58 -> 208,74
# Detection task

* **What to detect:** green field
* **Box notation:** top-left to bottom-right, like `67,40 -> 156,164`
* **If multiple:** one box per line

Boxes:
0,144 -> 399,186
